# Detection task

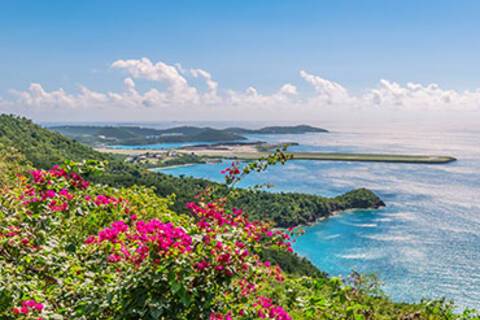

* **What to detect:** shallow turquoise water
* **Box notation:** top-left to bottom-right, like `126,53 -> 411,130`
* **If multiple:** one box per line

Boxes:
111,139 -> 249,150
111,141 -> 216,150
154,128 -> 480,309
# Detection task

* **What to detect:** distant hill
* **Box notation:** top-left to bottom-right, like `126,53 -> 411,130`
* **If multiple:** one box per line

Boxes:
50,125 -> 247,146
50,124 -> 328,146
226,124 -> 328,134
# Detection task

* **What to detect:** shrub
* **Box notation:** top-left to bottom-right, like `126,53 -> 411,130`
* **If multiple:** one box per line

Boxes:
0,161 -> 296,319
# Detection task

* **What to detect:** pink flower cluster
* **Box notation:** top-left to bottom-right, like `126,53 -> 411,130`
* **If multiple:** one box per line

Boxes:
187,201 -> 293,253
186,199 -> 294,319
20,187 -> 71,212
187,203 -> 257,277
86,219 -> 192,265
20,165 -> 128,217
68,171 -> 90,190
255,296 -> 292,320
220,162 -> 242,184
0,225 -> 39,250
186,202 -> 243,228
93,194 -> 123,207
209,312 -> 233,320
220,162 -> 241,177
20,165 -> 91,213
12,299 -> 44,318
210,296 -> 292,320
29,165 -> 89,189
1,225 -> 21,238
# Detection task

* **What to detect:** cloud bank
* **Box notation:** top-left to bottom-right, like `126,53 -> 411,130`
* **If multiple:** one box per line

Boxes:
1,57 -> 479,121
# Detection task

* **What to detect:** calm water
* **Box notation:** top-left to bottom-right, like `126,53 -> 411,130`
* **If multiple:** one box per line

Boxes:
153,126 -> 480,309
111,140 -> 239,150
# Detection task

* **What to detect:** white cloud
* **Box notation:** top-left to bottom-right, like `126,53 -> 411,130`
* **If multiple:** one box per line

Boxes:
1,57 -> 479,122
190,68 -> 220,104
300,70 -> 349,104
279,83 -> 298,96
362,80 -> 480,111
226,83 -> 299,107
11,83 -> 77,108
111,57 -> 198,104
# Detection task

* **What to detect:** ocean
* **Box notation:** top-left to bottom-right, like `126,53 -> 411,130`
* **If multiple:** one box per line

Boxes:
149,123 -> 480,309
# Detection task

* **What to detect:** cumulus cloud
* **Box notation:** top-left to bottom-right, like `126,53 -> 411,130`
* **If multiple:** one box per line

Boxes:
279,83 -> 298,96
190,68 -> 220,104
362,80 -> 480,111
226,83 -> 299,107
11,84 -> 77,108
112,57 -> 198,104
2,57 -> 480,121
300,70 -> 349,104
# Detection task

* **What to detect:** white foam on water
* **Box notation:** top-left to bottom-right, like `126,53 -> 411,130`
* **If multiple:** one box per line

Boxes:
322,234 -> 341,240
337,249 -> 385,261
341,221 -> 378,228
363,233 -> 415,243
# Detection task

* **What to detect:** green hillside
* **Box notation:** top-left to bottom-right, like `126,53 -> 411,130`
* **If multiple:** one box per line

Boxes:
51,124 -> 247,146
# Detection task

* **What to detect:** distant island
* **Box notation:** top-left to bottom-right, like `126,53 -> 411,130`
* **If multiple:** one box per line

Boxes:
224,124 -> 328,135
50,124 -> 328,146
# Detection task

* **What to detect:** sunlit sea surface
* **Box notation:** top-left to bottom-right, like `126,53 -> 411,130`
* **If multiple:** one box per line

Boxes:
145,124 -> 480,309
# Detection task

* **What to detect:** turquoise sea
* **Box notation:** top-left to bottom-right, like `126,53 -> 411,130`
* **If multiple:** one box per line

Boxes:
151,124 -> 480,309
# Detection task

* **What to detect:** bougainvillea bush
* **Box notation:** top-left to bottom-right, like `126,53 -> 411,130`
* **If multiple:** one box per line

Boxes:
1,151 -> 479,319
0,159 -> 299,319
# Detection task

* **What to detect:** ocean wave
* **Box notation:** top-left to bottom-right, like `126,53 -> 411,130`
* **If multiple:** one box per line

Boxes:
363,233 -> 414,242
342,222 -> 378,228
381,212 -> 416,221
337,250 -> 385,260
322,234 -> 341,240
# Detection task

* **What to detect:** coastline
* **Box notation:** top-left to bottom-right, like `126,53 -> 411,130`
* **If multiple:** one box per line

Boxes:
303,205 -> 386,227
149,163 -> 195,170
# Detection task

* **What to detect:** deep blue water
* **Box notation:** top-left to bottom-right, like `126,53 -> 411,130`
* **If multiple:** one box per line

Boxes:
152,127 -> 480,309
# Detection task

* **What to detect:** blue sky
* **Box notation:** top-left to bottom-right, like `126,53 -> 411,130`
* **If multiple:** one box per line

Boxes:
1,1 -> 479,122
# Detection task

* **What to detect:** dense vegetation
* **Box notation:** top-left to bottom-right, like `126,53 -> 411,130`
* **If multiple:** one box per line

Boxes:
51,124 -> 327,146
1,139 -> 478,319
128,153 -> 207,169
